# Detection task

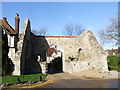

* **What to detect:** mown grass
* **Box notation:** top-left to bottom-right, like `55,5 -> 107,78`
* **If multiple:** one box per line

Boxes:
2,73 -> 47,85
107,55 -> 120,71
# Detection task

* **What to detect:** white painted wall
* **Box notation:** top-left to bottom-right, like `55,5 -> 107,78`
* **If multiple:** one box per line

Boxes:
7,34 -> 15,47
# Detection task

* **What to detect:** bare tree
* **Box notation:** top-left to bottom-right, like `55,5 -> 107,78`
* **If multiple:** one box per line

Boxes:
74,24 -> 85,35
32,29 -> 38,34
98,17 -> 119,45
38,26 -> 47,36
32,26 -> 48,36
64,23 -> 74,36
63,23 -> 84,36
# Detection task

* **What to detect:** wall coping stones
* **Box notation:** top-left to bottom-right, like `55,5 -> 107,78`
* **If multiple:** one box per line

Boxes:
35,36 -> 76,38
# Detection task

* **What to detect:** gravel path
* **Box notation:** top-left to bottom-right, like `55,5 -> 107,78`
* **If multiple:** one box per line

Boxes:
46,70 -> 119,81
71,69 -> 119,79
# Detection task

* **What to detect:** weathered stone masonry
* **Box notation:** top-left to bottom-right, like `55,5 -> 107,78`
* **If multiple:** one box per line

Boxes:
10,19 -> 109,75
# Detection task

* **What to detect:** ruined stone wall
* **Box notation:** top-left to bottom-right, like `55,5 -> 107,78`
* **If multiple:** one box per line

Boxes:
10,19 -> 42,75
20,19 -> 42,75
75,31 -> 108,72
10,19 -> 108,75
20,19 -> 33,74
64,31 -> 109,73
35,32 -> 108,73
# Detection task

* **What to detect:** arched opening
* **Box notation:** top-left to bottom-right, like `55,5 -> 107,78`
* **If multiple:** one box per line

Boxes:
48,56 -> 63,73
46,45 -> 63,74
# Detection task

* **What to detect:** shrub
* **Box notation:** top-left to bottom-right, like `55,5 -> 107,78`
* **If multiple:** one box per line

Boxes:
109,67 -> 120,71
107,55 -> 120,66
107,55 -> 120,71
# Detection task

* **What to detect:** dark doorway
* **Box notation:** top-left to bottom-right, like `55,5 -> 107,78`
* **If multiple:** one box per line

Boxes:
48,57 -> 63,74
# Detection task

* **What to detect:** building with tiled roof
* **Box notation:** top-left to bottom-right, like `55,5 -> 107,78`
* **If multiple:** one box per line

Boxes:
106,48 -> 118,56
1,13 -> 20,50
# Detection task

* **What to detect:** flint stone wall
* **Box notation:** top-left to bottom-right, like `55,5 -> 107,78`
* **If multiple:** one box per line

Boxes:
35,31 -> 108,73
9,19 -> 42,75
9,19 -> 108,75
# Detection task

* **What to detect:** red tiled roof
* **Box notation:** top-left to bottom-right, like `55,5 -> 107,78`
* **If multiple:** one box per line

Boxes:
47,47 -> 57,57
0,18 -> 16,35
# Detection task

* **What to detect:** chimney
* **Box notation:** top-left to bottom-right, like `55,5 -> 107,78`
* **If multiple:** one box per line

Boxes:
14,13 -> 20,36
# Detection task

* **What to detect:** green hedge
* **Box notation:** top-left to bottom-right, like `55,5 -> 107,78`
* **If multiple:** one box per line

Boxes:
107,55 -> 120,71
109,67 -> 120,71
2,73 -> 47,85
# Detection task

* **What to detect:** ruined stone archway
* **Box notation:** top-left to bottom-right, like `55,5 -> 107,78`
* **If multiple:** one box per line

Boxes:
9,19 -> 109,75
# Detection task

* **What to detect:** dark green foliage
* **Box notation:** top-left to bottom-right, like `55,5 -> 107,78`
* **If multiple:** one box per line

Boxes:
0,25 -> 2,76
2,28 -> 14,76
109,67 -> 120,71
2,73 -> 47,85
107,55 -> 120,71
0,25 -> 2,82
107,55 -> 120,66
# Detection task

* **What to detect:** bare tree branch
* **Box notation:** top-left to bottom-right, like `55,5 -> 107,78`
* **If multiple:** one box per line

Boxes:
74,24 -> 85,35
32,29 -> 38,34
98,17 -> 119,46
38,26 -> 47,36
63,23 -> 84,36
32,26 -> 48,36
64,23 -> 74,36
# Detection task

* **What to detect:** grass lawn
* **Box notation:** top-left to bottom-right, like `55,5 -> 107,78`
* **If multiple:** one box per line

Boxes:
1,73 -> 47,85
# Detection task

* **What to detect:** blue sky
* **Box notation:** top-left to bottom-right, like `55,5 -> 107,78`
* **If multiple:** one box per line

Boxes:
2,2 -> 118,49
